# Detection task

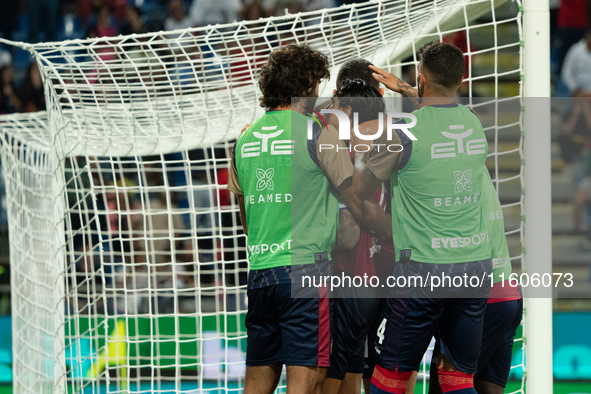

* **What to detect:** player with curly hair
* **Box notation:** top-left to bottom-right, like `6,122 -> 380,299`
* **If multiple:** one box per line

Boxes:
228,44 -> 390,394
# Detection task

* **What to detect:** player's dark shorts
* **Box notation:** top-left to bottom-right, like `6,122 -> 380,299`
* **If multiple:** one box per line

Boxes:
328,281 -> 380,380
476,298 -> 523,386
428,298 -> 523,392
375,259 -> 491,374
245,282 -> 330,367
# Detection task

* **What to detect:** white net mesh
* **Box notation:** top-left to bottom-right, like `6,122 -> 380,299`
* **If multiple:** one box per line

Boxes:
13,0 -> 511,157
0,112 -> 65,394
0,0 -> 525,392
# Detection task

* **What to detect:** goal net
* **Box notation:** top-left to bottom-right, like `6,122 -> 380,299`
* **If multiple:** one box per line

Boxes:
0,0 -> 525,392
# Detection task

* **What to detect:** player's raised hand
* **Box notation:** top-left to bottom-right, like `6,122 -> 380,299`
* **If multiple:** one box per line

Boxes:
369,65 -> 421,109
369,65 -> 407,94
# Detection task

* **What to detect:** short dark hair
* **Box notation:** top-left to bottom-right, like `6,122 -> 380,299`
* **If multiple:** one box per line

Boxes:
418,41 -> 465,89
258,44 -> 330,110
336,58 -> 379,90
334,78 -> 385,124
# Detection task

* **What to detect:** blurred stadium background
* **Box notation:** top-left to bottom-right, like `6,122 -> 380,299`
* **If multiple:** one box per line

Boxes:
0,0 -> 590,392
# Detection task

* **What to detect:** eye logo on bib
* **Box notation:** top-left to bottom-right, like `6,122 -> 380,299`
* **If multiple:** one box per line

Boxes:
256,168 -> 275,191
454,169 -> 472,193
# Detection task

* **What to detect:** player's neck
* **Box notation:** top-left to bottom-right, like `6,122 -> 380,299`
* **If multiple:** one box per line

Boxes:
268,105 -> 292,111
420,95 -> 456,107
269,101 -> 308,114
420,85 -> 457,107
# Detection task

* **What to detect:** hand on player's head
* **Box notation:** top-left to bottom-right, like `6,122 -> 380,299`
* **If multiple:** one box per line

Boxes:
369,65 -> 407,95
369,64 -> 388,81
336,58 -> 380,90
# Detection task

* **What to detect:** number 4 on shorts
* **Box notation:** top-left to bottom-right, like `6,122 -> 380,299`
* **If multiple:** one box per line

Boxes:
377,318 -> 387,344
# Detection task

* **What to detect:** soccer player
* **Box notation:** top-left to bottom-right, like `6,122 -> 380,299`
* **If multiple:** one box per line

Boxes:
321,58 -> 419,394
227,44 -> 391,394
321,78 -> 391,394
370,62 -> 523,394
333,59 -> 385,96
322,58 -> 418,394
353,41 -> 492,394
428,170 -> 522,394
334,59 -> 420,394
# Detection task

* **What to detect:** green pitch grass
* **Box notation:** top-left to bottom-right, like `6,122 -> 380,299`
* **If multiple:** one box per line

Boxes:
1,381 -> 590,393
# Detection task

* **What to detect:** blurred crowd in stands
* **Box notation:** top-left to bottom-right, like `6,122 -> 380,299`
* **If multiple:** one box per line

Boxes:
0,0 -> 364,115
0,0 -> 585,110
64,148 -> 244,315
552,1 -> 591,248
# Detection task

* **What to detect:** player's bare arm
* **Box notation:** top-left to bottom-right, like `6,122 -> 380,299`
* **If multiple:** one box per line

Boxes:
352,116 -> 403,201
359,198 -> 392,239
336,208 -> 361,250
369,64 -> 421,110
316,123 -> 392,238
352,158 -> 384,202
338,178 -> 392,239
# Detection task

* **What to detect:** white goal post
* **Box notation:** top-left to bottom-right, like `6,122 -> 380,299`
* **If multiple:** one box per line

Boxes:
523,0 -> 553,393
0,0 -> 551,393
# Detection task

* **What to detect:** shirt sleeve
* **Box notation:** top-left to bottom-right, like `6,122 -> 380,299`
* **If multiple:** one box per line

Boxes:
316,124 -> 354,189
227,143 -> 243,195
364,120 -> 405,181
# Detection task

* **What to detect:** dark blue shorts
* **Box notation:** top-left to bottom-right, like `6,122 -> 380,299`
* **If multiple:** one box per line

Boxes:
375,296 -> 487,374
245,283 -> 330,367
476,298 -> 523,386
374,260 -> 490,374
328,285 -> 380,380
429,298 -> 523,392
